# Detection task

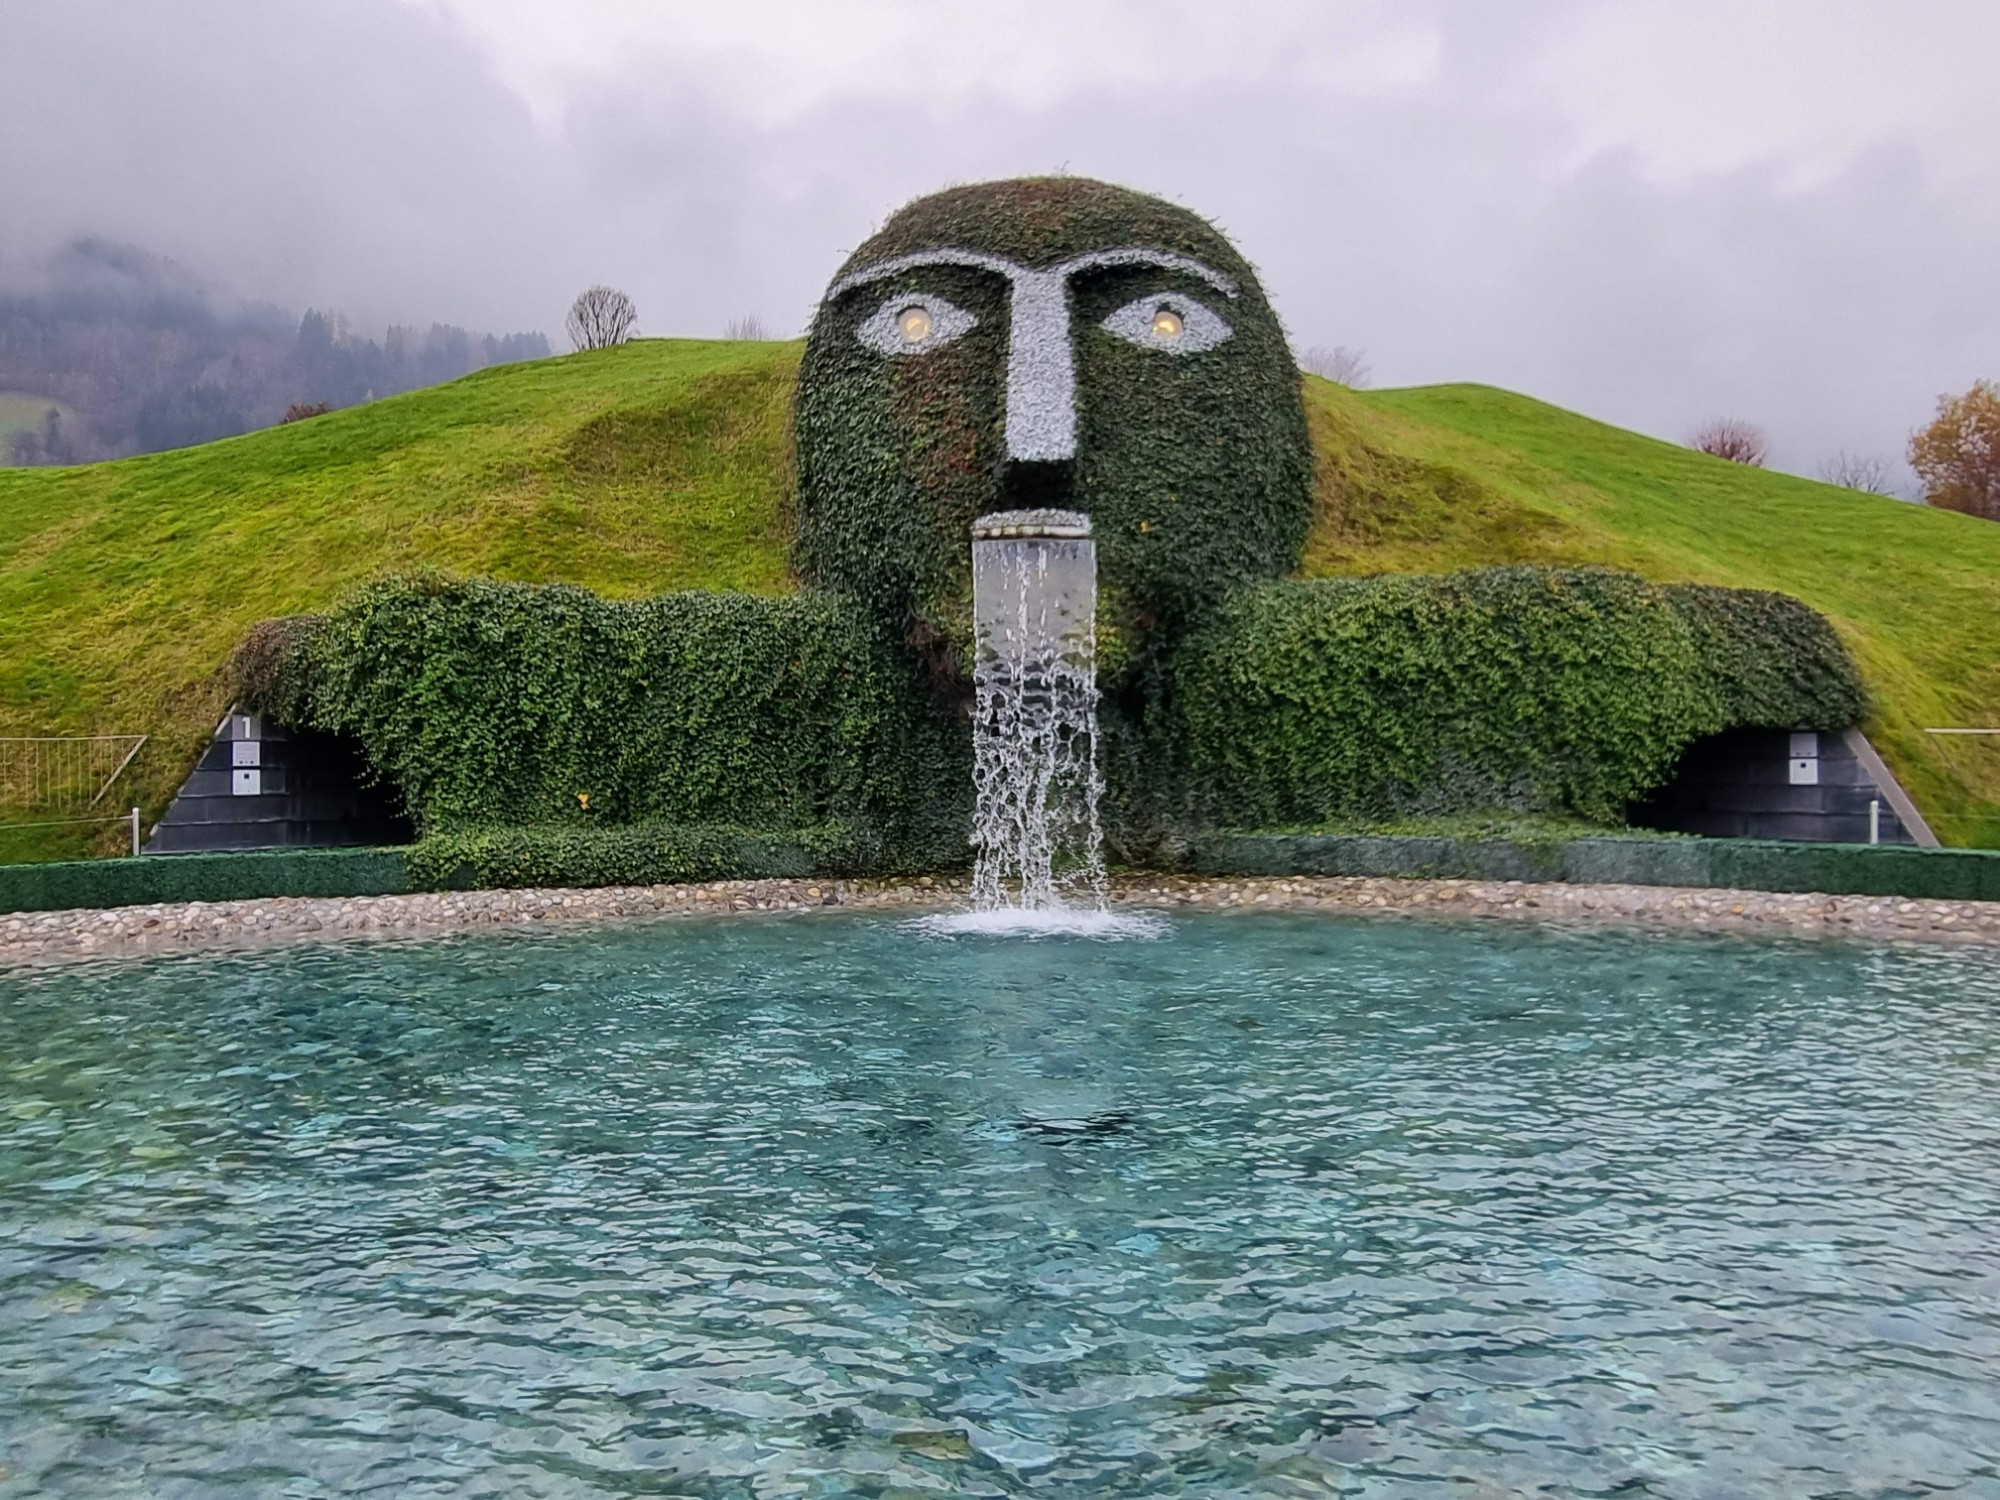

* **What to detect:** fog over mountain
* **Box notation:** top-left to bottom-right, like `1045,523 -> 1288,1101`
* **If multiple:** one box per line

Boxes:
0,239 -> 549,461
4,0 -> 1997,481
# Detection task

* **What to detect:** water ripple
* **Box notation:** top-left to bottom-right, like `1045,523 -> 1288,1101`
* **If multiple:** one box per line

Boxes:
1,914 -> 1998,1495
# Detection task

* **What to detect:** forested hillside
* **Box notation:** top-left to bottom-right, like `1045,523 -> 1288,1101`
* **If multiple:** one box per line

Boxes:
0,238 -> 548,464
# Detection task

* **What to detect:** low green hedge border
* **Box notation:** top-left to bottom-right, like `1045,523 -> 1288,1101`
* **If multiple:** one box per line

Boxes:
0,847 -> 410,915
1170,568 -> 1868,829
1191,832 -> 2000,904
0,826 -> 873,915
4,829 -> 1997,916
404,823 -> 881,892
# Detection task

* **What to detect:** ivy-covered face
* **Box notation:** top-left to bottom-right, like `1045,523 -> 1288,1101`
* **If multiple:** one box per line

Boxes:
794,177 -> 1313,656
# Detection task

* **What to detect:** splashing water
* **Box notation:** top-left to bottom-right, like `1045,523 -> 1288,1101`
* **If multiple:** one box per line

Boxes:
966,509 -> 1108,918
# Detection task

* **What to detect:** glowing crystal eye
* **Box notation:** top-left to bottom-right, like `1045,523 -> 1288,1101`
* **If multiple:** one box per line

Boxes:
858,293 -> 975,356
1102,293 -> 1231,354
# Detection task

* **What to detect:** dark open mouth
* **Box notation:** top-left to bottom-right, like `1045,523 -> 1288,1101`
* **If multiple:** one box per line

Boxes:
996,456 -> 1077,511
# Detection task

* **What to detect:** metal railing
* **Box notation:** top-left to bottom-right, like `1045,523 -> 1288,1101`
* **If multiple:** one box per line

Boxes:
0,734 -> 146,811
0,735 -> 148,855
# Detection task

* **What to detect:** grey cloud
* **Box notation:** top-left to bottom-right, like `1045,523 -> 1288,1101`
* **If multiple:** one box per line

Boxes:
4,0 -> 1993,485
0,0 -> 577,330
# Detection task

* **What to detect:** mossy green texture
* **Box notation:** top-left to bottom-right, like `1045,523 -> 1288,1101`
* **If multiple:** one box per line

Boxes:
794,178 -> 1313,648
1171,569 -> 1867,828
255,576 -> 965,860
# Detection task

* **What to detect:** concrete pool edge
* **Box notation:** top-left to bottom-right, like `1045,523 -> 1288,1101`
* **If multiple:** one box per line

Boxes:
3,872 -> 1999,966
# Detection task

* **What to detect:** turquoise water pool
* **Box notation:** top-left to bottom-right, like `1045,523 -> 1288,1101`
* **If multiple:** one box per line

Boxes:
2,912 -> 1998,1496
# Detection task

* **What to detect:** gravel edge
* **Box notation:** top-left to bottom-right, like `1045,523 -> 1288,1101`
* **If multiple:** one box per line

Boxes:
3,873 -> 1999,966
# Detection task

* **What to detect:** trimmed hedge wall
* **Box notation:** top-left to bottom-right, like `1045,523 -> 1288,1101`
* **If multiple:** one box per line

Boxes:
404,823 -> 855,892
246,575 -> 967,859
1171,568 -> 1868,828
0,829 -> 853,915
0,847 -> 408,914
795,176 -> 1314,660
1191,832 -> 2000,904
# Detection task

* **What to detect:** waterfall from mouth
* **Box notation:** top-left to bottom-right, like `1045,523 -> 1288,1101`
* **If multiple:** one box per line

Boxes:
968,509 -> 1107,913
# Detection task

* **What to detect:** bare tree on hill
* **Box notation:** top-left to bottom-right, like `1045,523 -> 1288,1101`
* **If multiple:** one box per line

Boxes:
1690,418 -> 1767,467
725,314 -> 770,341
567,286 -> 637,352
1817,451 -> 1898,495
1300,344 -> 1371,388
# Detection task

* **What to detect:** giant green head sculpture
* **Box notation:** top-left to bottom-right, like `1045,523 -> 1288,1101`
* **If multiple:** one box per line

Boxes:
794,177 -> 1313,658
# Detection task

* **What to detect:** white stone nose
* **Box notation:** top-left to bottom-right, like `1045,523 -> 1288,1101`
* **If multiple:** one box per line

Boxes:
1003,271 -> 1078,464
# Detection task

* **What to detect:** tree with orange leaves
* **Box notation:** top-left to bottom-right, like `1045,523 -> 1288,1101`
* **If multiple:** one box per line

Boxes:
1909,379 -> 2000,520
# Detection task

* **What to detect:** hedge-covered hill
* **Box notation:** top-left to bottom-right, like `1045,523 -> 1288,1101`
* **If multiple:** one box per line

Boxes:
2,337 -> 1997,857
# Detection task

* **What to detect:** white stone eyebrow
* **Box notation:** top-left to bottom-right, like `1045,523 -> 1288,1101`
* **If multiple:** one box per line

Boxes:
825,246 -> 1238,301
1050,248 -> 1238,298
827,249 -> 1027,300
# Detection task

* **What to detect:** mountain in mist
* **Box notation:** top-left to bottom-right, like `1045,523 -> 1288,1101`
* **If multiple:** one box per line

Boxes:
0,239 -> 550,464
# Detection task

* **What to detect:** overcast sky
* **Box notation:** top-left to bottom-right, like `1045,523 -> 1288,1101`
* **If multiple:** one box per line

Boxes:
4,0 -> 1997,482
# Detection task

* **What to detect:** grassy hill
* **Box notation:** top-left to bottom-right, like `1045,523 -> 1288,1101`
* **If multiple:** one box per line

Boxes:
2,337 -> 1996,859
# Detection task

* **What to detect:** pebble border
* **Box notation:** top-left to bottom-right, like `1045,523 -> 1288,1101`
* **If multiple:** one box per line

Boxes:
2,872 -> 1999,967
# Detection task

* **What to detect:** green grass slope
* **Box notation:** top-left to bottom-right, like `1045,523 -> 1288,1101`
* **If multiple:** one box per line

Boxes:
1,340 -> 1994,859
